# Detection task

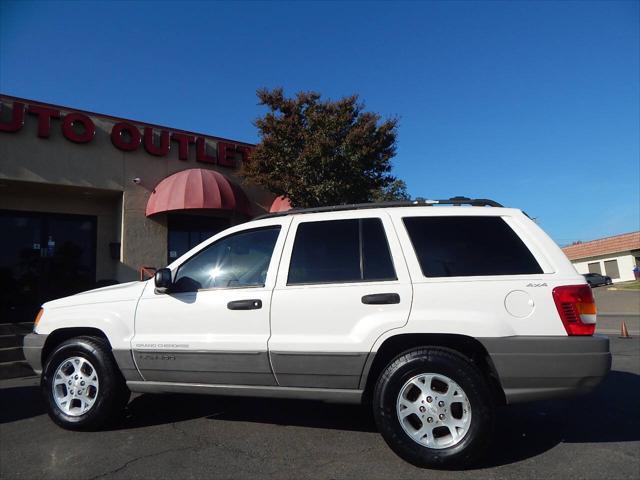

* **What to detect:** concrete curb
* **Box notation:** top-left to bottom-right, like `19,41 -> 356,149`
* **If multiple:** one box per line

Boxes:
597,328 -> 640,335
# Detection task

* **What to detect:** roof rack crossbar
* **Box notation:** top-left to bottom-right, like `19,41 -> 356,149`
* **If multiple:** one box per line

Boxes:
255,196 -> 503,220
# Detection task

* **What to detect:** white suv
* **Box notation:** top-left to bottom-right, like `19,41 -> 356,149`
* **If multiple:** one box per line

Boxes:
23,198 -> 611,468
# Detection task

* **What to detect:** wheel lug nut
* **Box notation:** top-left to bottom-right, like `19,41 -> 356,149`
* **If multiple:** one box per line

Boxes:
438,401 -> 445,407
439,414 -> 445,420
427,417 -> 433,423
81,381 -> 85,386
419,406 -> 426,413
426,396 -> 432,403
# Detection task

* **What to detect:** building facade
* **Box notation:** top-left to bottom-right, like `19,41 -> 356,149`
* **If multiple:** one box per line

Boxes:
0,95 -> 282,323
562,231 -> 640,283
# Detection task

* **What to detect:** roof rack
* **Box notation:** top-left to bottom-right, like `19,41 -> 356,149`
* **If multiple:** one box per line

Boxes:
255,196 -> 503,220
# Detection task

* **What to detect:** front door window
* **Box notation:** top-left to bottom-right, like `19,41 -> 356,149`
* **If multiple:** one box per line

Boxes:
173,226 -> 281,292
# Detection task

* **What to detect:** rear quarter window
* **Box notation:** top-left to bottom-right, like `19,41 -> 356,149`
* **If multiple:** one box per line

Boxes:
402,216 -> 542,277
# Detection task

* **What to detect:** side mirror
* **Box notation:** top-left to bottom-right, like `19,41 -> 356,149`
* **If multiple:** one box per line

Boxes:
154,268 -> 173,293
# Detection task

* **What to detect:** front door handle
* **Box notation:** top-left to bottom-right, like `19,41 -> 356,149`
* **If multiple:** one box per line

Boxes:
361,293 -> 400,305
227,299 -> 262,310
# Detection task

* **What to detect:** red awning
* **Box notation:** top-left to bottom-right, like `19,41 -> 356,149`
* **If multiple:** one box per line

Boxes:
146,168 -> 251,217
269,195 -> 292,213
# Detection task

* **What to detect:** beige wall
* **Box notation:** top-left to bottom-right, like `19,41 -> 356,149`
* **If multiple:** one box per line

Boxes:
572,252 -> 638,283
0,97 -> 275,283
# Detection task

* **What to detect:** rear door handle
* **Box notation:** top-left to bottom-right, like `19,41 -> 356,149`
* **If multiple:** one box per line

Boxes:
361,293 -> 400,305
227,299 -> 262,310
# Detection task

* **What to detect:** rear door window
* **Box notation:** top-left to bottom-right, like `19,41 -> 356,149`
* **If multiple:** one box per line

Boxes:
287,218 -> 396,285
402,216 -> 542,277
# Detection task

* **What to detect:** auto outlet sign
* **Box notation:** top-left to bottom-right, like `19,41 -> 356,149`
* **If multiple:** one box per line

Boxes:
0,99 -> 252,167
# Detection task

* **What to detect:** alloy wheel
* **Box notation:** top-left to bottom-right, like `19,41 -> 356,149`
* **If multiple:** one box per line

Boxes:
396,373 -> 472,449
52,356 -> 100,416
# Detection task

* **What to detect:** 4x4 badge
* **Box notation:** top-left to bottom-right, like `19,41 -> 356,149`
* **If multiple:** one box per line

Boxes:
526,283 -> 548,287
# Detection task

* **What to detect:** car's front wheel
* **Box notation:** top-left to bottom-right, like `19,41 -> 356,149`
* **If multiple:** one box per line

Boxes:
41,336 -> 130,430
372,347 -> 495,468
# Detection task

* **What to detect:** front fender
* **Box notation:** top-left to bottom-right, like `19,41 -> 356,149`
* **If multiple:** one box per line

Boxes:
36,300 -> 137,351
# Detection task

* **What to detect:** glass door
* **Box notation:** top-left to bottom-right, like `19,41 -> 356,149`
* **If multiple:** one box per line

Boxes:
0,210 -> 97,323
167,213 -> 230,263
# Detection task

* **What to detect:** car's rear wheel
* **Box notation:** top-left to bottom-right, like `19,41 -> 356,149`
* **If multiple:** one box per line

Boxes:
42,336 -> 130,430
372,347 -> 494,468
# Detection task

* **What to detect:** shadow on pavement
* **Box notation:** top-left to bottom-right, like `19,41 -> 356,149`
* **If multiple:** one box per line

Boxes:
479,370 -> 640,468
116,393 -> 377,433
0,385 -> 45,423
113,370 -> 640,467
2,370 -> 639,469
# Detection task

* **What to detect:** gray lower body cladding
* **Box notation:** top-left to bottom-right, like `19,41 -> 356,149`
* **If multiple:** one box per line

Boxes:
133,350 -> 277,385
113,349 -> 143,381
26,333 -> 611,406
22,333 -> 47,374
23,334 -> 144,381
130,336 -> 612,404
130,350 -> 367,401
478,335 -> 611,403
24,333 -> 366,390
269,352 -> 367,388
132,350 -> 367,388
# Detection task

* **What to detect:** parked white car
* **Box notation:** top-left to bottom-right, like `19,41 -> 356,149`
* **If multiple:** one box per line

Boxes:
24,198 -> 611,467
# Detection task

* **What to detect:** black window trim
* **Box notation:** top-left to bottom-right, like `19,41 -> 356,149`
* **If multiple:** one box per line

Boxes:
286,217 -> 398,286
173,225 -> 282,291
401,214 -> 543,279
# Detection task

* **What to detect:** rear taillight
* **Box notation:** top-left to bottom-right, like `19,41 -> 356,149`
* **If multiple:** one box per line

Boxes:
552,285 -> 597,336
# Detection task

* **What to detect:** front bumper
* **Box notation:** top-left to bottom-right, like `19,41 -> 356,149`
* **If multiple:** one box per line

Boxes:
23,333 -> 48,375
479,335 -> 611,404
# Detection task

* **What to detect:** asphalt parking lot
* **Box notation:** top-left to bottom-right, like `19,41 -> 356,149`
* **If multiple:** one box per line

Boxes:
592,285 -> 640,316
1,294 -> 639,479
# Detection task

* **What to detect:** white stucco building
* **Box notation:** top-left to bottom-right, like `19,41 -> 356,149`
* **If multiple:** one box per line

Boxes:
563,231 -> 640,283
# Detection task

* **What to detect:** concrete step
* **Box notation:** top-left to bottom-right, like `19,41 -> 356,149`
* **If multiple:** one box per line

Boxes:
0,335 -> 21,348
0,323 -> 34,336
0,347 -> 25,363
0,323 -> 37,379
0,361 -> 35,380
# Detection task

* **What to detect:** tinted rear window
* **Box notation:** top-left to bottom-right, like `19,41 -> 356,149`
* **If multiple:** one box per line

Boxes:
288,218 -> 396,284
403,216 -> 542,277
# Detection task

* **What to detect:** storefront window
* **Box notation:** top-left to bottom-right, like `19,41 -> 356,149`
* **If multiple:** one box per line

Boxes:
0,210 -> 97,323
167,213 -> 230,263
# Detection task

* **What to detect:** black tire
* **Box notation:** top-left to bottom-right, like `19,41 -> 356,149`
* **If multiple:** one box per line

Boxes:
372,347 -> 495,468
41,336 -> 130,430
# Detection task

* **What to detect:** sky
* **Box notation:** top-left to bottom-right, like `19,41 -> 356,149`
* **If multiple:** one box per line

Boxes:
0,0 -> 638,245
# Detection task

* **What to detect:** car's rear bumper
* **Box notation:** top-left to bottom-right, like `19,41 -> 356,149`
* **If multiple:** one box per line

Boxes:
23,333 -> 47,375
479,335 -> 611,404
